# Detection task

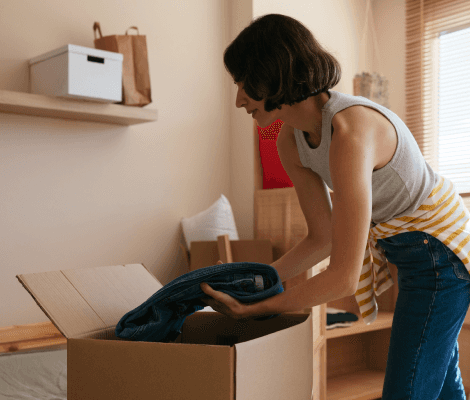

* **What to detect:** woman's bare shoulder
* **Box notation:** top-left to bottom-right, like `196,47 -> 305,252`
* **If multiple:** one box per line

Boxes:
332,105 -> 393,136
276,123 -> 303,167
331,105 -> 372,132
331,105 -> 397,171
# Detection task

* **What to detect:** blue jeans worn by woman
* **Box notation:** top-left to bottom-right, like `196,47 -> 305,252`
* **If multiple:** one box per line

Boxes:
377,230 -> 470,399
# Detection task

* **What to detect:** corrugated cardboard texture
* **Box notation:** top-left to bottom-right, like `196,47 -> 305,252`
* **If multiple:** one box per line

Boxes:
17,264 -> 162,340
67,312 -> 311,400
181,312 -> 313,399
235,313 -> 313,400
189,239 -> 273,271
67,338 -> 234,400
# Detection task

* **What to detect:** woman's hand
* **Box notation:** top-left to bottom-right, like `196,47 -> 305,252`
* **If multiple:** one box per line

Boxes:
200,260 -> 259,320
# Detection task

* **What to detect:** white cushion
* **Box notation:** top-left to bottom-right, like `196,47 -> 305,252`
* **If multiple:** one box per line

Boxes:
181,194 -> 239,251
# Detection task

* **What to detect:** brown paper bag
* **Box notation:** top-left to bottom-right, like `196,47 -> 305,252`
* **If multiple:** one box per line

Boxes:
93,22 -> 152,107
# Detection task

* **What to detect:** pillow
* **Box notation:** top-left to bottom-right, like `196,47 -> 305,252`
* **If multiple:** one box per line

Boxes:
181,194 -> 239,251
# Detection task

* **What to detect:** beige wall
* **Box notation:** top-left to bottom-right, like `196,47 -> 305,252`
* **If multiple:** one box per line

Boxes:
253,0 -> 367,95
0,0 -> 405,327
0,0 -> 233,326
373,0 -> 406,121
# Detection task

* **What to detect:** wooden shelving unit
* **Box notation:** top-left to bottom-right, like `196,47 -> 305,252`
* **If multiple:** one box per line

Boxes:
327,370 -> 385,400
0,89 -> 158,125
326,312 -> 394,340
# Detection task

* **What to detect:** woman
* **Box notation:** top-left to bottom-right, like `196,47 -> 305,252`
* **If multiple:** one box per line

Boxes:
200,14 -> 470,399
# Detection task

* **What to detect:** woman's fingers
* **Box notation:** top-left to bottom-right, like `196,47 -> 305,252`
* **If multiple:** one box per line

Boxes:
200,282 -> 222,301
200,282 -> 212,294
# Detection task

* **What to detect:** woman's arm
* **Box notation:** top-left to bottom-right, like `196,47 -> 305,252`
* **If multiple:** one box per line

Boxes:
271,235 -> 331,283
254,109 -> 377,315
271,123 -> 334,282
201,112 -> 377,318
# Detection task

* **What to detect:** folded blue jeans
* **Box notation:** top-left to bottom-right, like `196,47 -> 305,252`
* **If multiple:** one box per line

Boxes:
115,262 -> 284,342
377,231 -> 470,400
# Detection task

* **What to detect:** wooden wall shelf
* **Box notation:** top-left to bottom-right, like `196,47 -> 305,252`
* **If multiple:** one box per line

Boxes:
0,89 -> 158,126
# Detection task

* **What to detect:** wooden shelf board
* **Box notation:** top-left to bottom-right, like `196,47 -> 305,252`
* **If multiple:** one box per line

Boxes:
326,312 -> 393,339
0,89 -> 158,126
327,369 -> 384,400
0,321 -> 66,355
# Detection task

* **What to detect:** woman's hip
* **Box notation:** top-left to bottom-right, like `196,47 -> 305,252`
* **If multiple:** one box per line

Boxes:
377,231 -> 470,294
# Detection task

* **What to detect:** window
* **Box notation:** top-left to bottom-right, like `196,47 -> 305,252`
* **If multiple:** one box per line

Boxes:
406,0 -> 470,210
438,25 -> 470,194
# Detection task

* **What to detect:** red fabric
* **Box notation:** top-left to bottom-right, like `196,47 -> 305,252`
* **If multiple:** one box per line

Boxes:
257,119 -> 294,189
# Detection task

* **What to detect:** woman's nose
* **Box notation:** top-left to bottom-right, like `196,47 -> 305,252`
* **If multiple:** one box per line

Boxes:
235,91 -> 244,108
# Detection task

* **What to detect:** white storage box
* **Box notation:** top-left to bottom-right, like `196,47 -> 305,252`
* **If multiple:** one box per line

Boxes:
29,44 -> 123,103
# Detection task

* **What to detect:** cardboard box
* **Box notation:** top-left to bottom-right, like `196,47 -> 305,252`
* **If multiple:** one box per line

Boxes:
189,238 -> 273,271
17,264 -> 314,400
29,44 -> 123,103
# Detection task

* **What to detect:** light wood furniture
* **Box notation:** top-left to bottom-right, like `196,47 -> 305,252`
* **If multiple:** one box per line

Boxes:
0,89 -> 158,125
185,238 -> 273,271
217,234 -> 234,263
253,121 -> 470,399
0,321 -> 66,355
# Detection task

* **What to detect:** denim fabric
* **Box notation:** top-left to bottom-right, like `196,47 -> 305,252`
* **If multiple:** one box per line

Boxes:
115,262 -> 284,342
377,231 -> 470,400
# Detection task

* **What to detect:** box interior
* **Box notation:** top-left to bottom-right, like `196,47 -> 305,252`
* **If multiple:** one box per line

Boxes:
179,311 -> 310,346
81,311 -> 310,347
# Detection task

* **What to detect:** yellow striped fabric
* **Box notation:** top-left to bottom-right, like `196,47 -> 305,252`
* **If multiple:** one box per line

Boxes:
356,175 -> 470,325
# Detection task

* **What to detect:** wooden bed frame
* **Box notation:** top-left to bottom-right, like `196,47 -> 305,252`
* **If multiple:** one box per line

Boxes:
0,321 -> 66,355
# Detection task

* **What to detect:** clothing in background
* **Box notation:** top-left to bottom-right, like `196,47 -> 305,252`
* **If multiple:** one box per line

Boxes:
326,307 -> 359,330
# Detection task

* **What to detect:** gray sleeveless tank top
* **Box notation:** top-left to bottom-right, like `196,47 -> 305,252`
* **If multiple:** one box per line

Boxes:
293,90 -> 440,224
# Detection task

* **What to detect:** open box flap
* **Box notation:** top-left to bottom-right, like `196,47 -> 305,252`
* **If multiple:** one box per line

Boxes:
234,313 -> 313,400
16,264 -> 163,340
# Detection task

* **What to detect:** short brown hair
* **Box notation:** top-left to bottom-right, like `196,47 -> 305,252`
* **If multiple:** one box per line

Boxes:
224,14 -> 341,112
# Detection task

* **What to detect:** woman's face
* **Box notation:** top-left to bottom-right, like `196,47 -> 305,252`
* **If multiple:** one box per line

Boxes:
234,82 -> 279,128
